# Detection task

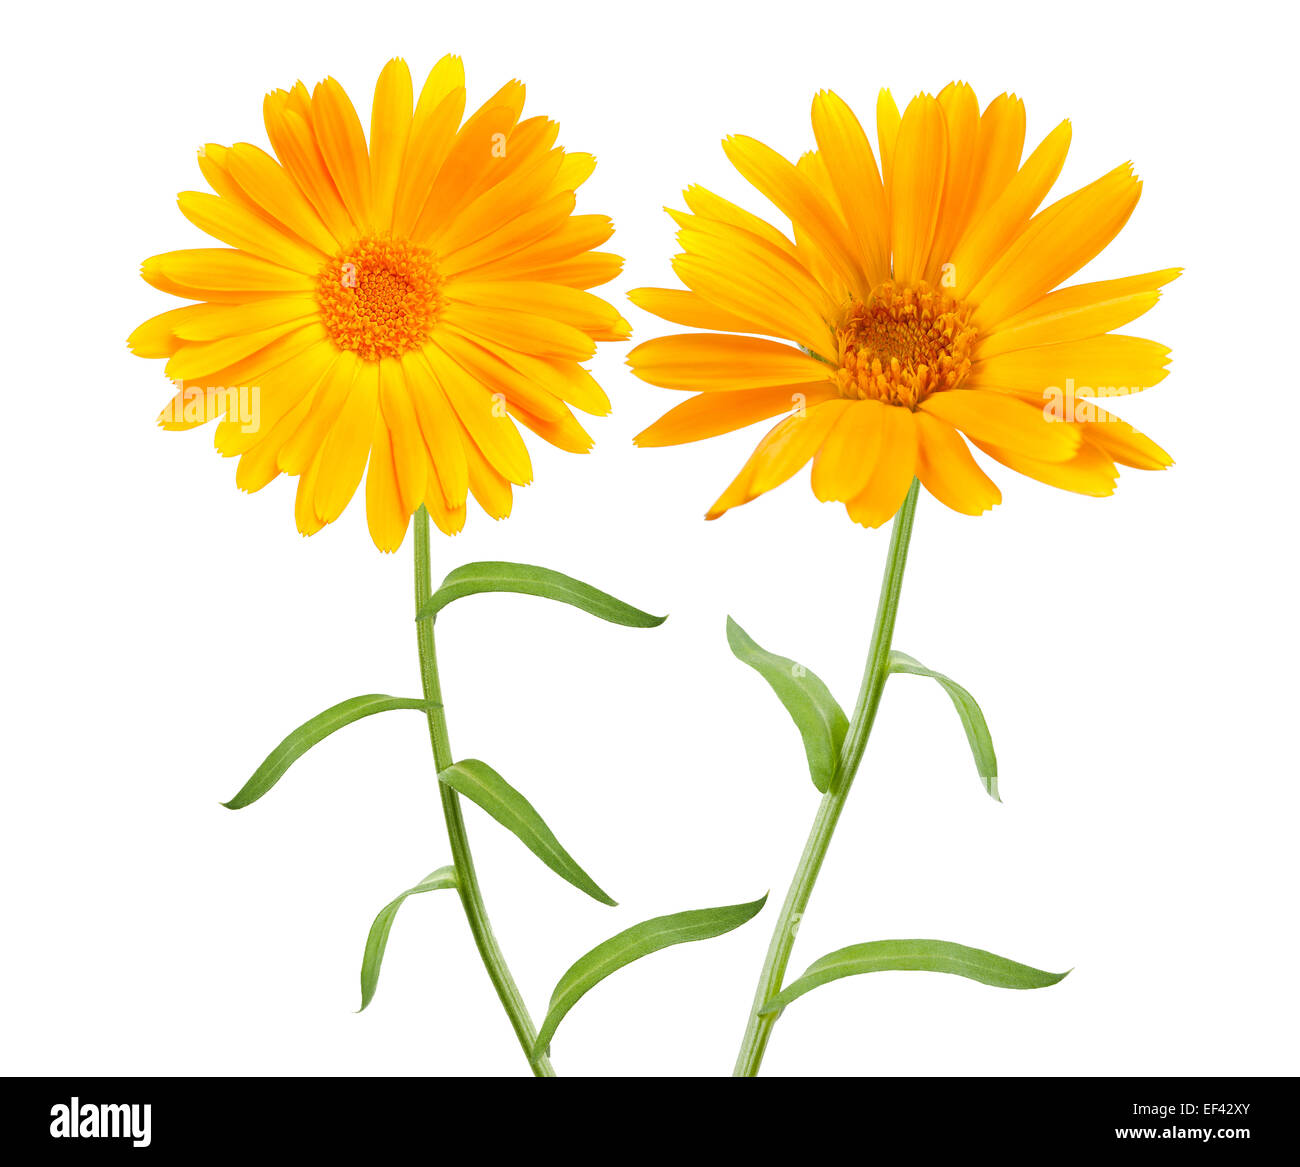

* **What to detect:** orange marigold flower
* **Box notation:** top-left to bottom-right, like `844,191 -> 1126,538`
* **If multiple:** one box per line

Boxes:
130,57 -> 628,550
629,84 -> 1176,527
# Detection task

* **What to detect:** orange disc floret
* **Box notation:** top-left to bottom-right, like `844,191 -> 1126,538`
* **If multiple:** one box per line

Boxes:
316,235 -> 444,362
836,282 -> 977,409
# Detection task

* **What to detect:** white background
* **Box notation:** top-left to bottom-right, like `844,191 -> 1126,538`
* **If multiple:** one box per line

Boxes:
2,0 -> 1296,1078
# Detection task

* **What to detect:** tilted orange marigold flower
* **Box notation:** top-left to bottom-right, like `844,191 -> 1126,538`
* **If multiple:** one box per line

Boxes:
129,57 -> 628,550
629,84 -> 1177,527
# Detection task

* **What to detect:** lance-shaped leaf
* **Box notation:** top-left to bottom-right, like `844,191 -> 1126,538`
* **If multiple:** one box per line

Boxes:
417,561 -> 666,627
889,650 -> 999,800
438,759 -> 615,906
727,617 -> 847,793
359,865 -> 457,1011
532,894 -> 768,1061
223,695 -> 430,809
759,939 -> 1069,1014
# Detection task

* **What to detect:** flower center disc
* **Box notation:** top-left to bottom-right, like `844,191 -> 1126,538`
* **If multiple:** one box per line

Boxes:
316,236 -> 444,361
836,282 -> 977,408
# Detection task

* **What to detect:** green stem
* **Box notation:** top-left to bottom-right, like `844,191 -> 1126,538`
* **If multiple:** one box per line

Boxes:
413,506 -> 555,1078
733,479 -> 921,1077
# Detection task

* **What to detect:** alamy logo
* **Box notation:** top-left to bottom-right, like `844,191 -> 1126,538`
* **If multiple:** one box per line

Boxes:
49,1097 -> 151,1148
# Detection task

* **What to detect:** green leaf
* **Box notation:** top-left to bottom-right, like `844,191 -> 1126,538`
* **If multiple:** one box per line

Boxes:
437,759 -> 616,906
359,865 -> 457,1012
726,617 -> 848,793
760,939 -> 1070,1014
532,894 -> 768,1060
223,695 -> 430,809
417,561 -> 666,627
889,650 -> 999,800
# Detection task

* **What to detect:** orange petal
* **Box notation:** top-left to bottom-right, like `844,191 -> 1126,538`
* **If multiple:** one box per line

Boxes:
705,401 -> 849,519
914,409 -> 1001,515
846,406 -> 917,527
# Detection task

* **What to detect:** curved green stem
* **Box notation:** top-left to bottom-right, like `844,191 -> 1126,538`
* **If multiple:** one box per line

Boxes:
413,506 -> 556,1077
733,479 -> 921,1077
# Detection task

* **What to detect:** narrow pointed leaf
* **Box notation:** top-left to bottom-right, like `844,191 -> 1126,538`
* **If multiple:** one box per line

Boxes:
417,561 -> 666,627
438,759 -> 615,906
532,894 -> 768,1061
889,650 -> 999,799
223,695 -> 430,809
760,939 -> 1069,1014
727,617 -> 847,793
359,865 -> 457,1011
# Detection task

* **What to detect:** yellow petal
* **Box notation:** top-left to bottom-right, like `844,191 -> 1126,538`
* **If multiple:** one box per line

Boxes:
225,142 -> 341,256
128,305 -> 207,357
391,88 -> 466,237
811,89 -> 890,286
790,152 -> 854,305
705,401 -> 849,518
628,287 -> 764,335
977,268 -> 1181,357
235,390 -> 316,493
926,82 -> 981,282
314,358 -> 380,523
519,356 -> 611,416
969,335 -> 1171,395
846,406 -> 917,527
214,336 -> 336,456
310,77 -> 372,228
889,95 -> 948,286
434,149 -> 564,255
962,93 -> 1026,228
522,252 -> 622,289
436,326 -> 571,421
447,280 -> 627,341
196,143 -> 277,229
971,435 -> 1118,496
366,410 -> 409,552
423,466 -> 468,535
1077,406 -> 1173,469
508,400 -> 594,454
635,384 -> 838,447
544,150 -> 592,194
414,54 -> 465,120
422,344 -> 532,485
159,325 -> 327,435
369,58 -> 413,232
914,409 -> 1001,515
170,296 -> 317,343
876,89 -> 901,195
178,189 -> 324,272
811,399 -> 888,502
440,192 -> 576,277
279,351 -> 360,475
921,389 -> 1080,462
723,134 -> 863,292
468,214 -> 613,281
971,162 -> 1142,325
378,357 -> 429,516
296,444 -> 327,535
142,248 -> 315,298
673,219 -> 835,353
441,301 -> 594,362
682,184 -> 795,250
462,427 -> 514,520
628,333 -> 832,392
411,82 -> 525,240
164,317 -> 310,381
949,118 -> 1070,297
263,89 -> 354,242
399,350 -> 469,508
